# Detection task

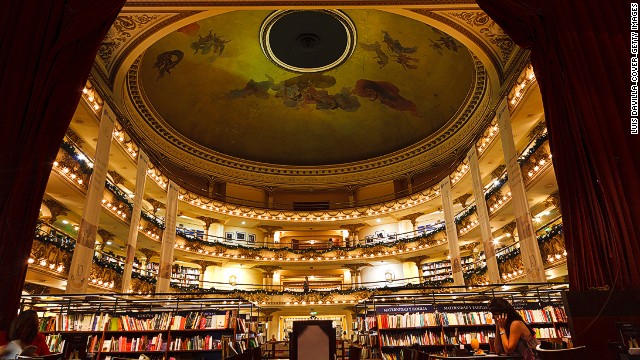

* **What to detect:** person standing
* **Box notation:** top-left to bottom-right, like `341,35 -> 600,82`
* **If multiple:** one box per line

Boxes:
303,276 -> 310,293
488,298 -> 540,360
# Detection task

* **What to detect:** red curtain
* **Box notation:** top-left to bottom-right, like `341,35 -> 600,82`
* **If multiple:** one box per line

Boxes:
477,0 -> 640,290
0,0 -> 125,329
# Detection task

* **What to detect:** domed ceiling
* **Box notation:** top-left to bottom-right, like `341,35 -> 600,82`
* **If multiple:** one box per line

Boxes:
137,10 -> 475,166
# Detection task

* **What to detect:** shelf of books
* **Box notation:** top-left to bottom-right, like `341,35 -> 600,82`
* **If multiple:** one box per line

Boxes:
355,297 -> 572,360
29,295 -> 259,360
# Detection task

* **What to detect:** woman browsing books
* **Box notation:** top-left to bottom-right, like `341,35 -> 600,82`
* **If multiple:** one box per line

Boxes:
488,298 -> 540,360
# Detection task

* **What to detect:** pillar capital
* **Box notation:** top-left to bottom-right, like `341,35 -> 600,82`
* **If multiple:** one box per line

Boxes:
460,241 -> 480,253
193,260 -> 219,271
261,308 -> 280,322
454,194 -> 472,208
41,198 -> 68,224
399,212 -> 423,227
257,225 -> 283,237
339,223 -> 366,234
196,216 -> 222,230
490,164 -> 506,180
97,229 -> 116,244
342,263 -> 370,272
544,191 -> 561,212
139,248 -> 159,261
146,198 -> 163,215
502,221 -> 517,238
254,265 -> 281,276
108,170 -> 125,185
405,255 -> 429,267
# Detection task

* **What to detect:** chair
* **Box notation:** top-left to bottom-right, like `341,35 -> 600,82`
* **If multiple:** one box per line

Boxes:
536,345 -> 588,360
348,345 -> 362,360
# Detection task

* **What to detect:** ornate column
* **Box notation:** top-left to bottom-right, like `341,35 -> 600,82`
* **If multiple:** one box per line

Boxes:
255,265 -> 281,290
264,187 -> 277,208
406,255 -> 429,283
197,216 -> 221,242
138,248 -> 159,276
194,260 -> 218,289
339,223 -> 366,247
156,181 -> 179,293
66,105 -> 116,293
343,263 -> 369,288
261,308 -> 280,339
466,146 -> 501,284
399,212 -> 422,237
122,150 -> 149,293
439,177 -> 465,286
257,225 -> 282,245
496,100 -> 545,283
345,185 -> 358,207
96,229 -> 115,259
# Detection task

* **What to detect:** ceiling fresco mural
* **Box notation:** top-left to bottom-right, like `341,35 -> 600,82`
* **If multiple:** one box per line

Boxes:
139,10 -> 475,166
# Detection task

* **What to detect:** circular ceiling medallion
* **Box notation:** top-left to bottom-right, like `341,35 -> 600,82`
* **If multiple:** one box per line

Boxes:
260,10 -> 356,73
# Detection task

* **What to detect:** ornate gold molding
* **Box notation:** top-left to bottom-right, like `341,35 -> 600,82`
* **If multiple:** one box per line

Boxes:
124,52 -> 489,189
41,199 -> 68,224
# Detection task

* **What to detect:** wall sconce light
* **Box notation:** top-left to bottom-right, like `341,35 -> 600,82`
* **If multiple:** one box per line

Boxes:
384,270 -> 395,283
229,274 -> 237,286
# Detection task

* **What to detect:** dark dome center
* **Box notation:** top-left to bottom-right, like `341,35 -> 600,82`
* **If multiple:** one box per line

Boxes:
261,10 -> 356,72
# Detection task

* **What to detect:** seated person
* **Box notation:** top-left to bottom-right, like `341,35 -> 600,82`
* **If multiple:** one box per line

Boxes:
0,310 -> 52,358
488,298 -> 540,360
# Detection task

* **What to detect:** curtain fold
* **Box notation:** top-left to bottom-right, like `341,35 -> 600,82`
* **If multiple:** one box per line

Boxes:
0,0 -> 125,330
478,0 -> 640,290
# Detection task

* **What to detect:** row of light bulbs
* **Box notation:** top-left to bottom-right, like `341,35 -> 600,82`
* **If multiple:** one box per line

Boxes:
477,124 -> 500,154
101,198 -> 128,219
488,191 -> 513,213
52,161 -> 85,186
81,81 -> 103,112
502,268 -> 525,280
509,66 -> 536,107
27,257 -> 65,273
173,239 -> 447,262
547,250 -> 567,263
526,154 -> 552,178
90,277 -> 115,289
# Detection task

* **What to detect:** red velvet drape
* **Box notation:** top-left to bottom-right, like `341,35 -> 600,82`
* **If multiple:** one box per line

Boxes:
0,0 -> 125,329
477,0 -> 640,290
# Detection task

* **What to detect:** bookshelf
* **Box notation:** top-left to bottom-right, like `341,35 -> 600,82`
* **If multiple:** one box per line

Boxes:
356,294 -> 572,359
420,255 -> 482,283
29,295 -> 256,360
